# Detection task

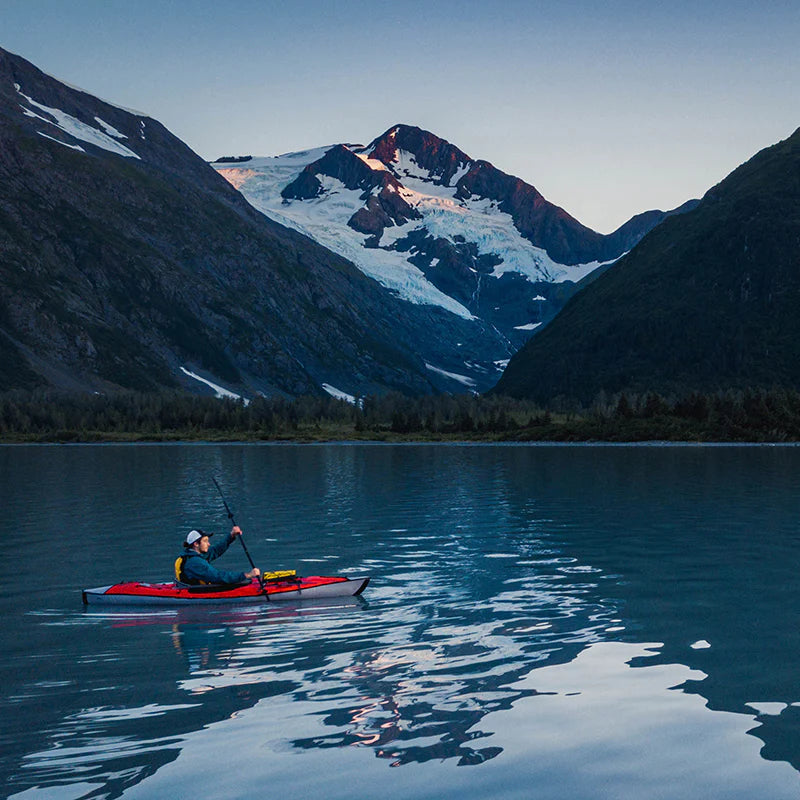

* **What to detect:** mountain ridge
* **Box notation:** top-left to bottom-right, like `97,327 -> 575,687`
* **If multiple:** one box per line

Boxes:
363,124 -> 699,264
493,125 -> 800,402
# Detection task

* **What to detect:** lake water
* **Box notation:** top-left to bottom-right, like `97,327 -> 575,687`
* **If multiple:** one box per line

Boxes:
2,443 -> 800,799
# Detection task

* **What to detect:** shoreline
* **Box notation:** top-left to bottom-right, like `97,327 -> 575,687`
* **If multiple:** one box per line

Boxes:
2,430 -> 800,445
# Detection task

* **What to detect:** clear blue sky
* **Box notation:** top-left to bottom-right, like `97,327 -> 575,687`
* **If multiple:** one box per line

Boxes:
3,0 -> 799,232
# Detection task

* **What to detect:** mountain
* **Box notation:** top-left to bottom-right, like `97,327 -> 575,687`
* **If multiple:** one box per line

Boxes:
0,47 -> 513,397
212,125 -> 696,365
493,126 -> 800,403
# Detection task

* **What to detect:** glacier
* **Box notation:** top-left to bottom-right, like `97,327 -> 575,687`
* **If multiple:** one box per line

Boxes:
213,144 -> 607,321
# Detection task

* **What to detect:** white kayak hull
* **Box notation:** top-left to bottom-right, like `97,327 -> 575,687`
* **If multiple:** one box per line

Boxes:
82,576 -> 370,606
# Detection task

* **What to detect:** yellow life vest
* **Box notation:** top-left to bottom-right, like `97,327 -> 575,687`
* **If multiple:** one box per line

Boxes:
174,555 -> 208,585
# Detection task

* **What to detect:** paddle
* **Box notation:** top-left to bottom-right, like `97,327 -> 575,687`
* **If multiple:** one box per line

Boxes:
212,477 -> 262,586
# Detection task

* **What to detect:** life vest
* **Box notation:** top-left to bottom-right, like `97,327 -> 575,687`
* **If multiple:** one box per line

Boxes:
174,554 -> 207,585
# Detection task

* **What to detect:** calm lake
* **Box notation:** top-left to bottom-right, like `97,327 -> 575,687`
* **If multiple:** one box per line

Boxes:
2,443 -> 800,799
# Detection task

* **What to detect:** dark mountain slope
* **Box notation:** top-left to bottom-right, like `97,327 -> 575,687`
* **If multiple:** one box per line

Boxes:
493,127 -> 800,403
0,47 -> 489,396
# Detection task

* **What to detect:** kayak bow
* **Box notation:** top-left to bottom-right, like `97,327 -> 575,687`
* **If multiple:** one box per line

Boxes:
82,574 -> 370,606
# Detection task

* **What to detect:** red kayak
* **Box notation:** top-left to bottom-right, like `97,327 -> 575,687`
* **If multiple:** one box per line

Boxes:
82,574 -> 370,606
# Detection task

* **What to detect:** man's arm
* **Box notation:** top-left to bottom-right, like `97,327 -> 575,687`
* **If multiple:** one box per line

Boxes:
202,528 -> 259,582
207,528 -> 239,561
206,533 -> 234,561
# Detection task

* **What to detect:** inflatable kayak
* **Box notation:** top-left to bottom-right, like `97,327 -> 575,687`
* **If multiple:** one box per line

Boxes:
82,573 -> 370,606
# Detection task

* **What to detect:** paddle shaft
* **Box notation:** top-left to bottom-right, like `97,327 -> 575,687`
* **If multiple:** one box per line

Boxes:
211,477 -> 258,575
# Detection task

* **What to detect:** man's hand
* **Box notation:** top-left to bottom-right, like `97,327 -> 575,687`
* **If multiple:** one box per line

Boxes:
245,567 -> 261,580
231,525 -> 242,537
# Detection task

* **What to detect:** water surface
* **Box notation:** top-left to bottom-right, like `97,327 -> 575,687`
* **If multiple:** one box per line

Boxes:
2,444 -> 800,799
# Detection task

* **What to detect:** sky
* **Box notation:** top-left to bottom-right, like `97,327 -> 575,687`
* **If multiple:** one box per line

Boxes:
3,0 -> 799,233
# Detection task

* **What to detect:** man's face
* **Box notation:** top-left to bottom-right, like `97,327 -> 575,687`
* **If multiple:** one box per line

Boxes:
194,536 -> 211,554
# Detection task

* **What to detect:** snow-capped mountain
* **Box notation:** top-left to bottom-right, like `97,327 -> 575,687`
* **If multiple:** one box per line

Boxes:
2,48 -> 514,397
214,125 -> 697,346
0,43 -> 697,399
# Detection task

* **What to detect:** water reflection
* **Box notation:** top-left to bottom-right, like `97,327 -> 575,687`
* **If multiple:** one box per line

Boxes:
5,538 -> 619,797
3,444 -> 800,799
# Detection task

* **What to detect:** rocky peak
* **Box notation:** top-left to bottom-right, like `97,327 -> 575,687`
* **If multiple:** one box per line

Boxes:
282,144 -> 384,198
366,124 -> 473,186
280,143 -> 421,237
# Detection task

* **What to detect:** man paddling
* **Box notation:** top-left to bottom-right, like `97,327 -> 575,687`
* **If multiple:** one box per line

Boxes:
176,527 -> 261,586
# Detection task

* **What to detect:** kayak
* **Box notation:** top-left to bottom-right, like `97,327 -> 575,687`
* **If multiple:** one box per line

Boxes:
82,574 -> 370,606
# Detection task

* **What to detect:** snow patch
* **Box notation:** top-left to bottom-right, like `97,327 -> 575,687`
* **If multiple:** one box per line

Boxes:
16,87 -> 141,159
389,149 -> 433,183
21,104 -> 57,125
514,322 -> 542,331
180,367 -> 247,405
275,145 -> 334,163
94,116 -> 127,139
322,383 -> 357,404
37,132 -> 85,152
354,152 -> 388,172
425,362 -> 477,388
217,167 -> 259,191
449,161 -> 471,186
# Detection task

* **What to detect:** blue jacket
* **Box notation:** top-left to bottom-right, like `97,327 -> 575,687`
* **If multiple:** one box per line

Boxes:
178,533 -> 247,585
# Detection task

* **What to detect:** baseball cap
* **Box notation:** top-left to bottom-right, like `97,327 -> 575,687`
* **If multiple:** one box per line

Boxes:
185,529 -> 213,546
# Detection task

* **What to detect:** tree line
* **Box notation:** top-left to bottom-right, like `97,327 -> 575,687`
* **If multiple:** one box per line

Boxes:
1,387 -> 800,441
0,390 -> 542,439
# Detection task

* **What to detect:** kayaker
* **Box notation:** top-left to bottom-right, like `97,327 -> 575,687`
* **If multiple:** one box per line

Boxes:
175,527 -> 261,585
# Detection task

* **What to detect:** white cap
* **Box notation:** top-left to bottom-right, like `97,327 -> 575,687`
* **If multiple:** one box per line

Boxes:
186,529 -> 212,546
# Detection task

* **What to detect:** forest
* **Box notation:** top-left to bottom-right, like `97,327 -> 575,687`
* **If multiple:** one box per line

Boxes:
2,387 -> 800,442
